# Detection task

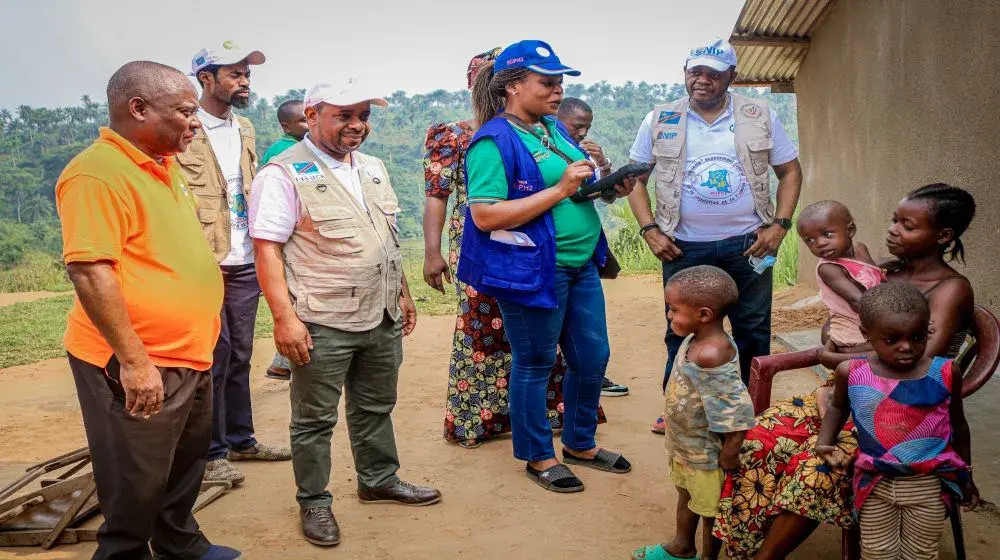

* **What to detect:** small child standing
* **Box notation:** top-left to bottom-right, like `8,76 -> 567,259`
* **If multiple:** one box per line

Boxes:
796,200 -> 886,361
816,282 -> 978,560
633,266 -> 755,560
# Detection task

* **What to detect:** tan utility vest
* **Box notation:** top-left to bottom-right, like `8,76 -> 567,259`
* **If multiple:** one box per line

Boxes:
176,115 -> 258,263
650,92 -> 775,236
270,142 -> 403,332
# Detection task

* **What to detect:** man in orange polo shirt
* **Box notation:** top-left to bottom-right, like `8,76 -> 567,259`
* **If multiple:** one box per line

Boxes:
56,61 -> 239,560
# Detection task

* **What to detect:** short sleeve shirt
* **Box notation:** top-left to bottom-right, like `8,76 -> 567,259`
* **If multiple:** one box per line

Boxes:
56,128 -> 223,371
629,95 -> 799,242
249,137 -> 367,243
198,109 -> 253,266
664,333 -> 755,469
465,119 -> 602,268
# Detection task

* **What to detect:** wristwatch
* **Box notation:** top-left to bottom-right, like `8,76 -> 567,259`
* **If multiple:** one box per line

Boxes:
773,217 -> 793,230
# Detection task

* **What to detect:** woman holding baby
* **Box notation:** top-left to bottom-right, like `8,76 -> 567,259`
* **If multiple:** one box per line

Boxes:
714,183 -> 978,559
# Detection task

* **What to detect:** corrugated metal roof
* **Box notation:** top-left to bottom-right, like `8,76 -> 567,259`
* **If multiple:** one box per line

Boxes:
729,0 -> 837,86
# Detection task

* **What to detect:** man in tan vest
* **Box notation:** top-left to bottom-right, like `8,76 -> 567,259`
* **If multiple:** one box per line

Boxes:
249,78 -> 441,547
177,40 -> 290,487
626,39 -> 803,432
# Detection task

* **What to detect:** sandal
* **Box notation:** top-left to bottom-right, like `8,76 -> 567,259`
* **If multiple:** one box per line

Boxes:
457,439 -> 481,449
561,448 -> 631,473
525,463 -> 584,493
265,367 -> 291,381
632,544 -> 696,560
651,416 -> 666,435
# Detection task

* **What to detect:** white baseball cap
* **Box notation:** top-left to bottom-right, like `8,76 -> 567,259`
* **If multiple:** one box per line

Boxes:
685,39 -> 738,72
190,40 -> 265,75
303,78 -> 389,109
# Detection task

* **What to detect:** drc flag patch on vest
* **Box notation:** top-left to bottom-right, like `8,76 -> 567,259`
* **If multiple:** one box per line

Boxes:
289,161 -> 324,183
657,111 -> 681,125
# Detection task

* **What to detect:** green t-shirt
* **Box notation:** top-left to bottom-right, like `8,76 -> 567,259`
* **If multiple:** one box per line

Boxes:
260,134 -> 300,165
466,119 -> 601,268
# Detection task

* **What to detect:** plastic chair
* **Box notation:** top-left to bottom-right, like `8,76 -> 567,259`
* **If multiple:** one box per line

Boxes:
748,305 -> 1000,560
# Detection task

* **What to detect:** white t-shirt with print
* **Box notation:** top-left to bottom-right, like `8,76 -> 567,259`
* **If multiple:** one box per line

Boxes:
199,109 -> 253,265
629,96 -> 799,242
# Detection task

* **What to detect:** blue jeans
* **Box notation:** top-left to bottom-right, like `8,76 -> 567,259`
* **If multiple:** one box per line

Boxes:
497,261 -> 610,462
662,233 -> 773,388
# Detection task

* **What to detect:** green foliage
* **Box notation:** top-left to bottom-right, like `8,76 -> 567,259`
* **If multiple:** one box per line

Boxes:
0,251 -> 70,292
0,220 -> 62,267
0,84 -> 798,285
772,210 -> 801,289
399,238 -> 456,316
606,201 -> 662,274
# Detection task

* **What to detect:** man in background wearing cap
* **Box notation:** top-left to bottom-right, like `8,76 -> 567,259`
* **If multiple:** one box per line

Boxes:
178,41 -> 290,487
249,78 -> 441,547
626,39 -> 802,430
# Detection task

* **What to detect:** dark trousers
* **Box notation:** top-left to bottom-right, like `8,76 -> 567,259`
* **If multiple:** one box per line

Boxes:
208,263 -> 260,459
661,233 -> 773,388
69,353 -> 213,560
290,315 -> 403,508
497,261 -> 610,462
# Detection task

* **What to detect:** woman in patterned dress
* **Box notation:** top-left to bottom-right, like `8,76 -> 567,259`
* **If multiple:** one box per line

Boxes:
713,184 -> 977,559
422,48 -> 604,449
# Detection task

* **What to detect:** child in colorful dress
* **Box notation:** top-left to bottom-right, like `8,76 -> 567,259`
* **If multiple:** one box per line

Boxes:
633,266 -> 755,560
796,200 -> 886,366
816,282 -> 978,560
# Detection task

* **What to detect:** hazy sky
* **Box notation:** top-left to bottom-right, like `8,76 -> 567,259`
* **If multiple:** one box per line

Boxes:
0,0 -> 744,109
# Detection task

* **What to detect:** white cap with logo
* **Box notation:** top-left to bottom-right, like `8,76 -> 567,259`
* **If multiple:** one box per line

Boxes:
190,40 -> 266,75
685,39 -> 738,72
303,78 -> 389,109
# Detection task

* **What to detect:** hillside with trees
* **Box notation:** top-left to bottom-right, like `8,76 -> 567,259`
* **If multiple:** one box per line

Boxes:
0,83 -> 796,290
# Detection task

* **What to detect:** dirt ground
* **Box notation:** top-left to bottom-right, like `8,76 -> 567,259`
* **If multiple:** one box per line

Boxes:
0,277 -> 992,559
0,291 -> 60,307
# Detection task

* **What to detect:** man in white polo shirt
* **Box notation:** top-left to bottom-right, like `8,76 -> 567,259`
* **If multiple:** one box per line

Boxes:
177,40 -> 290,486
626,39 -> 802,432
249,78 -> 440,547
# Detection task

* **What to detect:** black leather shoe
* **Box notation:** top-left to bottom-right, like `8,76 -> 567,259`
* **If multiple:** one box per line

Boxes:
357,480 -> 442,506
300,506 -> 340,546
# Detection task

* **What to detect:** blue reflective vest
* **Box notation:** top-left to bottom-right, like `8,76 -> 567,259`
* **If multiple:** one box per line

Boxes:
456,115 -> 609,309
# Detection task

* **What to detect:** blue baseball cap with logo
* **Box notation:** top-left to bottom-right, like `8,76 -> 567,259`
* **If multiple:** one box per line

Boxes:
494,40 -> 580,76
685,39 -> 738,72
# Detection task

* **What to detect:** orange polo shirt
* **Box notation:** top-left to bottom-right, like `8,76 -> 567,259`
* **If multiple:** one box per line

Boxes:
56,128 -> 224,371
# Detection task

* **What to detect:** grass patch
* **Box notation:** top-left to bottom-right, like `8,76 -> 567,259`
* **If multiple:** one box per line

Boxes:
399,238 -> 457,317
0,295 -> 74,368
0,233 -> 791,369
254,299 -> 274,338
605,201 -> 800,287
0,250 -> 456,369
0,252 -> 72,293
606,202 -> 662,275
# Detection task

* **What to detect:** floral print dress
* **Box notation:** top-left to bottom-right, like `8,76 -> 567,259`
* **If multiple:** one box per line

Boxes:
713,387 -> 858,560
423,121 -> 605,445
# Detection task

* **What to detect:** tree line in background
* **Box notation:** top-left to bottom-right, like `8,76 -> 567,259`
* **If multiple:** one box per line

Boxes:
0,82 -> 797,277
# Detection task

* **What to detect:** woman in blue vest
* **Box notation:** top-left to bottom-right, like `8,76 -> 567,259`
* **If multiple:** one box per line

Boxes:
458,39 -> 635,493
